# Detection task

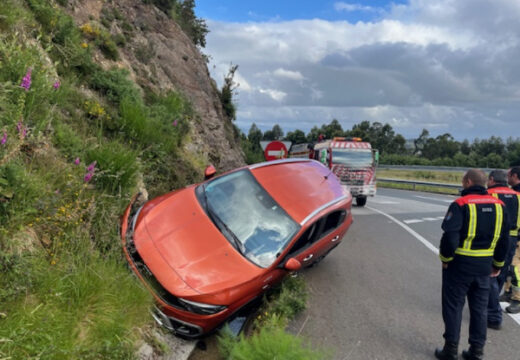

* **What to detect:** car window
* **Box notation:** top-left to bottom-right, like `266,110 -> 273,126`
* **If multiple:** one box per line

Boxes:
320,210 -> 346,237
199,170 -> 300,268
288,222 -> 319,255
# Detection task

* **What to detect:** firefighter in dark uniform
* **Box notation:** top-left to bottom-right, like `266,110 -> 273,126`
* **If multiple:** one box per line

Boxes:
486,169 -> 520,329
503,166 -> 520,313
435,169 -> 509,360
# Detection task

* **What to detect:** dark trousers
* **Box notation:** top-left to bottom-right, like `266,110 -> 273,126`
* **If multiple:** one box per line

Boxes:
442,268 -> 490,347
488,236 -> 517,324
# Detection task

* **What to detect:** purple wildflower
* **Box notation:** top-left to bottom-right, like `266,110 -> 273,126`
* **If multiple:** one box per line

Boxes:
53,81 -> 60,90
16,121 -> 26,139
86,161 -> 97,173
55,189 -> 60,194
1,132 -> 6,145
20,68 -> 32,91
84,172 -> 93,183
172,120 -> 178,127
74,157 -> 80,165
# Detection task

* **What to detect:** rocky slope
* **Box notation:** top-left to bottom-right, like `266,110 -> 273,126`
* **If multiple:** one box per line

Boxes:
67,0 -> 244,171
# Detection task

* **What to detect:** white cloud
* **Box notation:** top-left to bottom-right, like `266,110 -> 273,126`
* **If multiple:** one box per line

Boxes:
334,2 -> 380,13
273,68 -> 304,80
259,88 -> 287,102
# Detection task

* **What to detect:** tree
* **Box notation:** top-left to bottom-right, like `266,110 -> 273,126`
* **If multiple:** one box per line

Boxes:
220,64 -> 239,120
321,119 -> 344,139
247,123 -> 263,151
285,129 -> 307,144
414,129 -> 429,155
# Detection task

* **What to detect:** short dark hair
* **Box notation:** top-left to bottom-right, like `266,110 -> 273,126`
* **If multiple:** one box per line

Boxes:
510,166 -> 520,179
463,169 -> 487,187
489,169 -> 507,184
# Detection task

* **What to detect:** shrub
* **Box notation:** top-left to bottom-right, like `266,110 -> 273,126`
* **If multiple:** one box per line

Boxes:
87,141 -> 139,195
88,68 -> 140,104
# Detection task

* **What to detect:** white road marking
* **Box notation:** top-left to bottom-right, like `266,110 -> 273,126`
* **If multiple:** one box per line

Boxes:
367,206 -> 439,255
368,205 -> 520,327
370,200 -> 400,204
415,195 -> 454,203
500,302 -> 520,326
423,217 -> 439,221
404,219 -> 423,224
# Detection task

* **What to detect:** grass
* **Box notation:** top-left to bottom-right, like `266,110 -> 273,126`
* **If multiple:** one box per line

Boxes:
0,1 -> 206,358
377,169 -> 463,184
215,276 -> 330,360
378,181 -> 460,195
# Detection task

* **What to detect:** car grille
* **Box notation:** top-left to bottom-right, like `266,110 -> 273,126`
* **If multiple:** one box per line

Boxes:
341,177 -> 364,186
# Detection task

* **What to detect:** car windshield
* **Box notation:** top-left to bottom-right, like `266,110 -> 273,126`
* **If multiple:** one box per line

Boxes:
332,149 -> 374,168
200,169 -> 300,268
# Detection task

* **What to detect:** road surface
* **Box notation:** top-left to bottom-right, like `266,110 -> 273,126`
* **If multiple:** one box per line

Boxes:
288,188 -> 520,360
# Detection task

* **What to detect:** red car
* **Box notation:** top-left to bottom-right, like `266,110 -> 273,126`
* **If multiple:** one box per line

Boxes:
120,159 -> 353,337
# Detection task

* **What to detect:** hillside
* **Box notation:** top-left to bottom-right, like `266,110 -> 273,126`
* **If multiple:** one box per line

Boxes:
0,0 -> 243,358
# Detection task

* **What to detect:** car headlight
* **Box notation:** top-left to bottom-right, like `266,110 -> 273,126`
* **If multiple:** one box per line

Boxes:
177,298 -> 227,315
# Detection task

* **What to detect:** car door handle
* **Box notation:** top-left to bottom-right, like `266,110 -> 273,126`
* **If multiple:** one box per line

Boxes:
331,235 -> 340,242
262,284 -> 269,290
303,254 -> 313,262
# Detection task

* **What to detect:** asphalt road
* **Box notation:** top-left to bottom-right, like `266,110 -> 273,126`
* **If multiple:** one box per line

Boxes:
288,188 -> 520,360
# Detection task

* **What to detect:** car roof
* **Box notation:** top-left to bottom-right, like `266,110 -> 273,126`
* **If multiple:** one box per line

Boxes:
249,159 -> 347,225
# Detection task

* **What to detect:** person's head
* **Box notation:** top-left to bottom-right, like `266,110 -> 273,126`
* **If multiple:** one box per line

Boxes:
462,169 -> 487,189
488,169 -> 507,187
508,167 -> 520,187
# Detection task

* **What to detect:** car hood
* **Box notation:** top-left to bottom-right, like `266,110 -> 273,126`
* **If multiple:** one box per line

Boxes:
134,187 -> 262,296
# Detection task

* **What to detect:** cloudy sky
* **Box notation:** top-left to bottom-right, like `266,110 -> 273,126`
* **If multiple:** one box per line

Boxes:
195,0 -> 520,140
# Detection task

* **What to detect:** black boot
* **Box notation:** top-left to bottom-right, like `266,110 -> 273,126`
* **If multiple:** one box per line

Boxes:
506,300 -> 520,313
499,290 -> 511,302
435,341 -> 458,360
462,345 -> 484,360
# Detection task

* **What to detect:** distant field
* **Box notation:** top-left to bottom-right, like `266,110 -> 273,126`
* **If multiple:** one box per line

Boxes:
376,169 -> 462,195
377,169 -> 464,184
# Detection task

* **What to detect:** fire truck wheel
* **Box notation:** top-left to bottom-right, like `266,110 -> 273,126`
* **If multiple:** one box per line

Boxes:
356,196 -> 367,207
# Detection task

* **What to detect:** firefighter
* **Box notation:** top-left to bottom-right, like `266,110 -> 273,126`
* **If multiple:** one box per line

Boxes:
505,166 -> 520,313
435,169 -> 509,360
486,170 -> 520,328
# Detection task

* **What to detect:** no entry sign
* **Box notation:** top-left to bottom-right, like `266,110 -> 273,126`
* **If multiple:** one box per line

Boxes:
263,141 -> 288,161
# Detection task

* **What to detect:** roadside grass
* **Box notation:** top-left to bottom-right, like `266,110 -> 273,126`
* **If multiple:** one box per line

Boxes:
0,1 -> 202,359
377,169 -> 464,183
217,276 -> 330,360
378,181 -> 460,195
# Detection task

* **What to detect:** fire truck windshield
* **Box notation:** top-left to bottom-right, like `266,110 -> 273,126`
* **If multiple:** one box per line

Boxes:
332,149 -> 374,168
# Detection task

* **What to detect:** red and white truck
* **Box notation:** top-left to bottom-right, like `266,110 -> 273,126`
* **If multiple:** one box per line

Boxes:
291,137 -> 378,206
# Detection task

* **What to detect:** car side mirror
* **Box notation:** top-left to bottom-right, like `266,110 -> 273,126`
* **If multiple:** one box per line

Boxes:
204,165 -> 216,180
284,258 -> 302,271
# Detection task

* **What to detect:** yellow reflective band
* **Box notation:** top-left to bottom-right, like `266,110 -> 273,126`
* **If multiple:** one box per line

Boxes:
515,266 -> 520,282
439,254 -> 453,262
493,259 -> 505,268
463,204 -> 477,250
516,194 -> 520,232
511,230 -> 518,237
455,248 -> 494,257
491,203 -> 503,250
491,193 -> 499,199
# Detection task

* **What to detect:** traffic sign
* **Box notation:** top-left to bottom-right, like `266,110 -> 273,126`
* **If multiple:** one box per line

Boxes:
264,141 -> 289,161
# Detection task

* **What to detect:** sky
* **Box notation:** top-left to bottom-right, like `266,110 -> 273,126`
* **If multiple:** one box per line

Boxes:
195,0 -> 520,140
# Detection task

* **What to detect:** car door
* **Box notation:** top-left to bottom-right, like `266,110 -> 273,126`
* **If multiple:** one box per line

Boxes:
309,209 -> 347,261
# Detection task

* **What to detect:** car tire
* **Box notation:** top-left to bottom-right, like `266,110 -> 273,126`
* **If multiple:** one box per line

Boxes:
356,196 -> 367,207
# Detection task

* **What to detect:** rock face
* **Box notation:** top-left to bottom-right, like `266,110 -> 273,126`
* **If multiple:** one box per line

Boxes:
67,0 -> 244,171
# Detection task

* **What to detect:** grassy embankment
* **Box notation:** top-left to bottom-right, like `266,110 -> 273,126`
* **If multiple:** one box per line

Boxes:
377,169 -> 463,195
0,0 -> 202,358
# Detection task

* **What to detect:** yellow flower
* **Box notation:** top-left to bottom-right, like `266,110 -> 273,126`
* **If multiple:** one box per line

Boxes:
81,42 -> 88,49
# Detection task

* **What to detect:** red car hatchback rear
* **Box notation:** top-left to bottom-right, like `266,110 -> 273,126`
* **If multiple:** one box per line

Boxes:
121,159 -> 352,337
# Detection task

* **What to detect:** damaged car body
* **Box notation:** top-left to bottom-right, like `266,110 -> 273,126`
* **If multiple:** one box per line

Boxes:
120,159 -> 353,338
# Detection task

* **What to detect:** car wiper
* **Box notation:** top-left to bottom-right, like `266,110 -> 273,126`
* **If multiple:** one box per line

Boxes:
202,185 -> 246,255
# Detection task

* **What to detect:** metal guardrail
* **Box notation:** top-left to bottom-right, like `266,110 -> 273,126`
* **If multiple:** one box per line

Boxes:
378,177 -> 461,190
379,165 -> 502,173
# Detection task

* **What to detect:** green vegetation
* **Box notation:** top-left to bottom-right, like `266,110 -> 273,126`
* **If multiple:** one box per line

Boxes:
240,119 -> 520,167
378,181 -> 460,195
0,1 -> 202,358
377,169 -> 463,184
144,0 -> 209,47
217,276 -> 329,360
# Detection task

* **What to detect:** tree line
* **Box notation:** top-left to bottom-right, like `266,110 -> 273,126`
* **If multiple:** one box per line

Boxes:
239,120 -> 520,168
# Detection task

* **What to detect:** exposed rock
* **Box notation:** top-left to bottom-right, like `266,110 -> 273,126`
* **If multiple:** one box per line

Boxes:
66,0 -> 245,172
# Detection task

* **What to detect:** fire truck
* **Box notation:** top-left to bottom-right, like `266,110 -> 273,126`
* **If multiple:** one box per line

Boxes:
291,137 -> 378,206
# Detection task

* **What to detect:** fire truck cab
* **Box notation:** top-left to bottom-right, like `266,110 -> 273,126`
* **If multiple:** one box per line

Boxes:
313,137 -> 378,206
